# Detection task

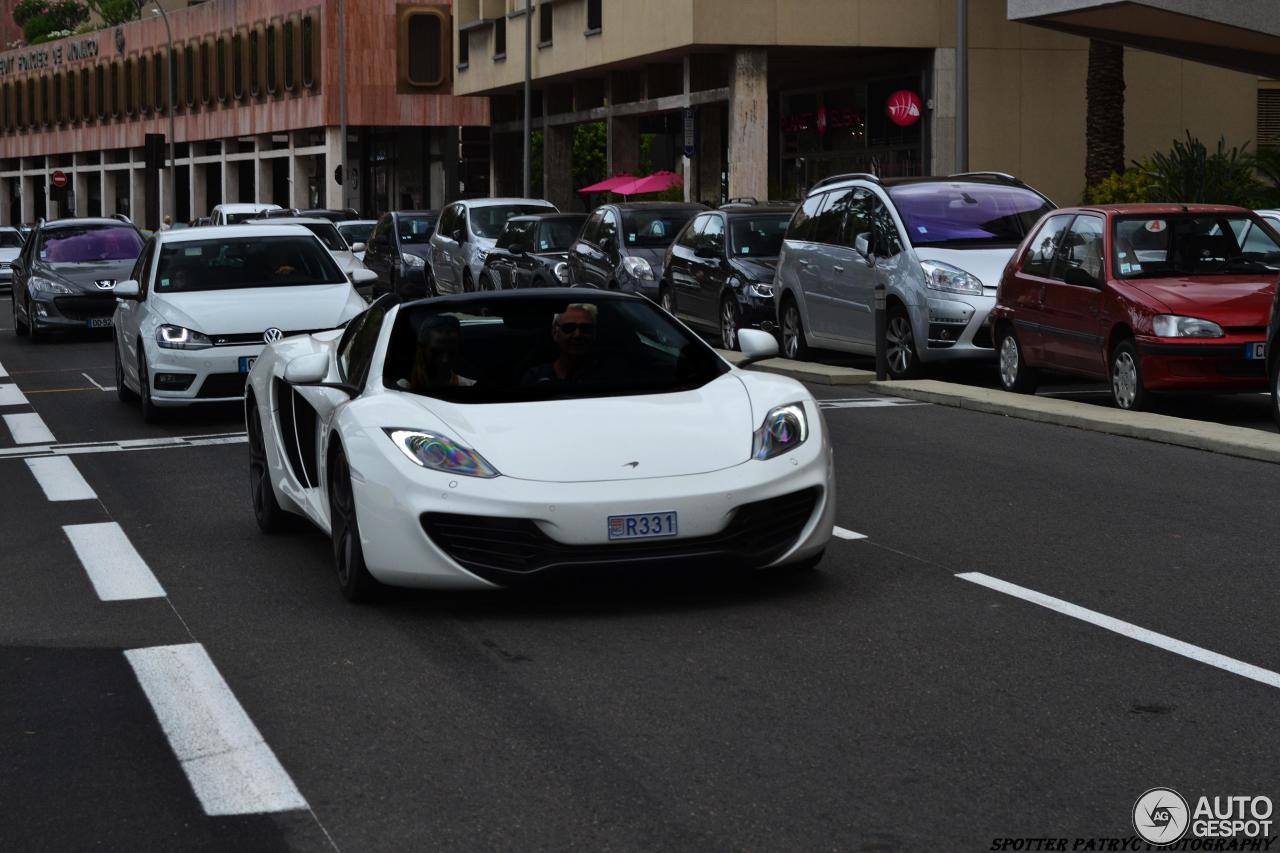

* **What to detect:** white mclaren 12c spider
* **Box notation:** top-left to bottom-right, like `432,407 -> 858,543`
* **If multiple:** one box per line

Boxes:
245,289 -> 835,601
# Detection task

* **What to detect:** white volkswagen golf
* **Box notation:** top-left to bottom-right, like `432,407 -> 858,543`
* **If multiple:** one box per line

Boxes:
113,224 -> 374,421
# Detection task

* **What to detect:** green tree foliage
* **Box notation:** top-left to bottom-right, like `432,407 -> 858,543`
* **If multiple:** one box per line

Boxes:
14,0 -> 90,44
1140,133 -> 1262,206
1084,164 -> 1152,205
1250,146 -> 1280,208
87,0 -> 141,27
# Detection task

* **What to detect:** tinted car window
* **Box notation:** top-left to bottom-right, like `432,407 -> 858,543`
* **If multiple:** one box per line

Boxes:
371,216 -> 394,244
1058,215 -> 1105,283
868,196 -> 903,256
580,211 -> 602,244
224,211 -> 264,225
598,209 -> 619,245
538,219 -> 582,251
397,214 -> 437,244
338,222 -> 375,245
38,225 -> 144,262
497,220 -> 536,250
699,215 -> 725,254
339,301 -> 388,385
888,183 -> 1052,248
729,214 -> 790,257
1113,214 -> 1280,278
1021,213 -> 1075,279
469,204 -> 555,239
300,222 -> 348,252
620,209 -> 697,247
678,215 -> 709,250
788,192 -> 827,242
155,236 -> 345,292
812,189 -> 852,245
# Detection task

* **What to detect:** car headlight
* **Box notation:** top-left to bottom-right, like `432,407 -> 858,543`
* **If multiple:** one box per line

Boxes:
401,252 -> 425,268
475,248 -> 489,263
745,281 -> 773,298
1152,314 -> 1224,338
622,256 -> 655,281
751,402 -> 809,461
384,429 -> 500,478
920,260 -> 984,296
29,276 -> 75,295
156,324 -> 214,350
554,261 -> 570,284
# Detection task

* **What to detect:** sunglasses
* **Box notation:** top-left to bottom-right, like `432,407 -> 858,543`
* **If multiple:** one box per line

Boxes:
557,322 -> 595,334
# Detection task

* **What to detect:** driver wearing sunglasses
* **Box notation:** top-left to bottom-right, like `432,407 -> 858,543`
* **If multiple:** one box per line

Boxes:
521,303 -> 604,385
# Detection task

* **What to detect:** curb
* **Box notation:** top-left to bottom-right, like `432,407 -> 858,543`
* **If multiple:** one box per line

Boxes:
867,380 -> 1280,465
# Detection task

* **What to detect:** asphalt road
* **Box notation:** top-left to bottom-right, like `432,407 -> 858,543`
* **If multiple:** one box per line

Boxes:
2,298 -> 1278,852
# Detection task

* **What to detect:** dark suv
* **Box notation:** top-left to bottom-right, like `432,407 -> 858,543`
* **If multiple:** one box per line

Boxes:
567,202 -> 705,299
363,210 -> 439,299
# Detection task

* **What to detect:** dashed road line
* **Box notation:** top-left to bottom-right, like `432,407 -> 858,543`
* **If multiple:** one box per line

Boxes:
832,526 -> 867,540
25,456 -> 97,501
81,372 -> 111,392
4,412 -> 56,444
0,382 -> 30,406
0,431 -> 248,460
957,572 -> 1280,691
124,643 -> 309,816
63,522 -> 167,601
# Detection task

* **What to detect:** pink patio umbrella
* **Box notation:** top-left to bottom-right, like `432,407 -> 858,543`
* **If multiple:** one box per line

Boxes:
612,171 -> 684,197
577,174 -> 637,193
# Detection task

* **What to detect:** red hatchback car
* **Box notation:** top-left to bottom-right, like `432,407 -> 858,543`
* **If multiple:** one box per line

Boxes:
992,204 -> 1279,410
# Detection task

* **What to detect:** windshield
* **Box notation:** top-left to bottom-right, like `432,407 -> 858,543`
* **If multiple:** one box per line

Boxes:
1113,214 -> 1280,278
302,222 -> 349,252
621,210 -> 698,247
888,183 -> 1052,248
0,230 -> 24,248
155,236 -> 347,293
382,296 -> 729,403
398,215 -> 437,245
39,226 -> 144,263
730,214 -> 791,257
469,205 -> 554,239
338,222 -> 375,245
538,219 -> 583,251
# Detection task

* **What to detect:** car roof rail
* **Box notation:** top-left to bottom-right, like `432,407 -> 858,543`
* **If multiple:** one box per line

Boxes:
947,171 -> 1025,186
809,172 -> 881,192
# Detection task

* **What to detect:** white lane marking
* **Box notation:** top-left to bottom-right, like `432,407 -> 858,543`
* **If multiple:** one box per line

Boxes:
833,526 -> 867,540
81,371 -> 111,392
124,644 -> 309,816
818,397 -> 928,410
25,456 -> 97,501
0,432 -> 247,460
958,572 -> 1280,691
0,360 -> 7,377
0,382 -> 29,406
63,522 -> 166,601
4,412 -> 56,444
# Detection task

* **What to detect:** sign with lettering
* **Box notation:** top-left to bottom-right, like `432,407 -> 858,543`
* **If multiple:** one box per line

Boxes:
0,37 -> 101,78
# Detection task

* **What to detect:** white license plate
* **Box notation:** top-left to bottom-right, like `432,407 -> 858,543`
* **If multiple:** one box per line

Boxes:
239,356 -> 257,374
1246,342 -> 1266,360
86,317 -> 112,328
607,511 -> 678,541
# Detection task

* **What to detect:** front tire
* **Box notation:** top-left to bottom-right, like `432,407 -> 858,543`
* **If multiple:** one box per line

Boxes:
462,270 -> 474,293
720,295 -> 741,351
781,297 -> 809,361
484,268 -> 502,291
997,326 -> 1038,394
247,402 -> 290,534
329,447 -> 379,602
883,305 -> 920,380
114,332 -> 137,402
1110,339 -> 1149,411
13,290 -> 29,336
137,346 -> 163,424
26,295 -> 45,343
1271,356 -> 1280,432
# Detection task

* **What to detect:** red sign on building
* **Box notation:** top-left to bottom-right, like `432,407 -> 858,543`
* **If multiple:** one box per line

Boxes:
886,90 -> 923,127
51,170 -> 68,188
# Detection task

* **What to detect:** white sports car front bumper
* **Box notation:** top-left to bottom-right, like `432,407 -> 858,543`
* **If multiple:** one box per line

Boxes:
345,428 -> 835,590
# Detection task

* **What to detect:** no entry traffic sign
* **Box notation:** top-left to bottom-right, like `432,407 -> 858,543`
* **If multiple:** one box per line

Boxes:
51,170 -> 68,189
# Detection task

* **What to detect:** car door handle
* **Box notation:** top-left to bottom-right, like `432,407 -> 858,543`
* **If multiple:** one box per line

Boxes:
833,265 -> 845,273
797,259 -> 809,266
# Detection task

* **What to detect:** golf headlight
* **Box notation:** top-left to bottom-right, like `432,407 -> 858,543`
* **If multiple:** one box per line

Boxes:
29,276 -> 74,295
554,261 -> 570,284
921,260 -> 983,296
385,429 -> 500,478
401,252 -> 425,268
156,324 -> 213,350
751,402 -> 809,461
622,256 -> 655,281
1152,314 -> 1224,338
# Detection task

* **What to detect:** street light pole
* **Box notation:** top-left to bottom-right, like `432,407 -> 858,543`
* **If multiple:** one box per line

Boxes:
151,3 -> 176,223
522,0 -> 531,198
955,0 -> 969,172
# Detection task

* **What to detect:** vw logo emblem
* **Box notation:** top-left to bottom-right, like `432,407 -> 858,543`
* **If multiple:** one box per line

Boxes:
263,327 -> 284,344
95,279 -> 115,289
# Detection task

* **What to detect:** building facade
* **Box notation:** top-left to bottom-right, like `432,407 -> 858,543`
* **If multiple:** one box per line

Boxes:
0,0 -> 489,227
453,0 -> 1261,210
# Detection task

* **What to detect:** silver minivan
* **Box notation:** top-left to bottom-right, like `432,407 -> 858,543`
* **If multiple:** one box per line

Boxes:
428,198 -> 557,294
773,173 -> 1053,378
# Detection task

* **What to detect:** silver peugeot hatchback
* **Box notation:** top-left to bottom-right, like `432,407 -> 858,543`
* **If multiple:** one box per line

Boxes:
774,173 -> 1053,378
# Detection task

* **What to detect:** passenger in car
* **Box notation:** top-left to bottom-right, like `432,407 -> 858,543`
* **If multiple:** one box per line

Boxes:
398,315 -> 475,391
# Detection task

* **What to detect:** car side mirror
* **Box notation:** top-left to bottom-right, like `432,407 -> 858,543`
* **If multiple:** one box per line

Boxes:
349,242 -> 366,254
854,232 -> 875,265
694,245 -> 719,260
736,329 -> 780,365
350,269 -> 377,285
113,279 -> 141,300
599,236 -> 613,252
284,353 -> 331,384
1063,266 -> 1099,287
509,243 -> 527,256
452,228 -> 464,242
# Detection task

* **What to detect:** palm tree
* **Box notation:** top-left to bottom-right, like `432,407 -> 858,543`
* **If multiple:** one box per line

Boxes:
1085,40 -> 1125,191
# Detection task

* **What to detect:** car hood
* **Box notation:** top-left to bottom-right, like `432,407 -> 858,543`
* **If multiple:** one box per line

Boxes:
42,260 -> 138,292
408,373 -> 754,482
911,247 -> 1015,288
1124,277 -> 1275,324
0,248 -> 20,263
154,283 -> 365,335
400,245 -> 431,260
730,257 -> 778,282
332,252 -> 367,274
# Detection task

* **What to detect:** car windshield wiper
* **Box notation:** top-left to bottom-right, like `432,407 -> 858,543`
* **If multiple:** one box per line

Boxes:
1223,255 -> 1275,273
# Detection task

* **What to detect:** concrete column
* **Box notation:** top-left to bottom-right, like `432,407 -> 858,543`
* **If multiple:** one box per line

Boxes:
191,164 -> 207,220
542,123 -> 574,211
324,126 -> 343,209
290,153 -> 309,209
74,170 -> 91,217
130,167 -> 148,228
21,175 -> 35,224
931,48 -> 957,177
0,179 -> 11,226
606,114 -> 640,178
697,104 -> 724,205
727,48 -> 768,202
257,156 -> 272,205
101,170 -> 118,219
220,149 -> 230,206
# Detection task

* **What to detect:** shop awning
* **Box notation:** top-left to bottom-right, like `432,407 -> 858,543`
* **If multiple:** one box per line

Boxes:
577,174 -> 636,193
612,171 -> 684,197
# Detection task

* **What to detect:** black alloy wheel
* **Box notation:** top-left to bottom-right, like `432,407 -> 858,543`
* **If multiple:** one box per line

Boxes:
12,288 -> 28,336
26,294 -> 45,343
329,448 -> 378,602
883,304 -> 920,380
114,332 -> 137,402
248,402 -> 291,534
720,295 -> 741,351
781,298 -> 809,361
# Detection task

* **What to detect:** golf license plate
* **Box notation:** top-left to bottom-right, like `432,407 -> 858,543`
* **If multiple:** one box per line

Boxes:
1246,342 -> 1266,360
608,511 -> 678,541
86,317 -> 112,329
238,356 -> 257,374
